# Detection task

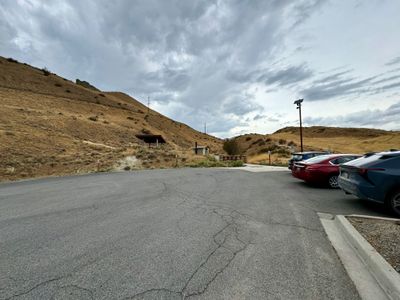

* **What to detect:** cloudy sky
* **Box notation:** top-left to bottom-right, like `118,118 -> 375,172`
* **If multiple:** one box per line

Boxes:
1,0 -> 400,137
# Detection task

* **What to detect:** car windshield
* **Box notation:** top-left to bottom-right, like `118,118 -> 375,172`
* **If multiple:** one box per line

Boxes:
303,155 -> 333,164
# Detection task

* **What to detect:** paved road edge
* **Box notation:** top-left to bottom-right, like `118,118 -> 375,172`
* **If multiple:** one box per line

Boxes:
318,213 -> 400,300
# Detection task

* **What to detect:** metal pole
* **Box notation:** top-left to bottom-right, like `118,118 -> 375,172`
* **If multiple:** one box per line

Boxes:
294,99 -> 304,152
299,103 -> 303,152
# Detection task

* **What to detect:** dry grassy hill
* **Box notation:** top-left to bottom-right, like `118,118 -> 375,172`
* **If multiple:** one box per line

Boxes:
0,56 -> 222,181
235,126 -> 400,165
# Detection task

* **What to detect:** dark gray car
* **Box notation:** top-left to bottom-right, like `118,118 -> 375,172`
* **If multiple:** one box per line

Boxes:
338,151 -> 400,216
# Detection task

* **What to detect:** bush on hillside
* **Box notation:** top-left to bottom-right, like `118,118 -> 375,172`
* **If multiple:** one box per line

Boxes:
278,139 -> 286,145
42,67 -> 51,76
258,144 -> 279,154
223,138 -> 241,155
7,57 -> 18,63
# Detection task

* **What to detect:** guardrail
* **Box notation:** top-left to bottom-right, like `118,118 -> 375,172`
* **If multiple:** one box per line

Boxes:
219,155 -> 247,163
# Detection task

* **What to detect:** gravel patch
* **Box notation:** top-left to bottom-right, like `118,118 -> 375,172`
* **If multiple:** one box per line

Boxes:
348,216 -> 400,274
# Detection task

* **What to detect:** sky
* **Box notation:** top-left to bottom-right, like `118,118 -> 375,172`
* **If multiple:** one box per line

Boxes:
1,0 -> 400,137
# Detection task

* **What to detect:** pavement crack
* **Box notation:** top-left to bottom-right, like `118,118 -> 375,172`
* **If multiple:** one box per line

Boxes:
5,276 -> 64,300
122,288 -> 182,299
56,284 -> 95,300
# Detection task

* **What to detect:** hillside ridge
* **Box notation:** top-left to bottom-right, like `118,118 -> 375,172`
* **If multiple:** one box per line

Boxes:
0,56 -> 222,181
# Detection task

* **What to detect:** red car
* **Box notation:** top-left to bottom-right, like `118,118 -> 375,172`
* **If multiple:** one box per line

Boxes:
292,154 -> 361,188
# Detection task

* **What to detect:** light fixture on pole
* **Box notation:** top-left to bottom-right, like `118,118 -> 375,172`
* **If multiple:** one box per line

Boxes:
294,99 -> 304,152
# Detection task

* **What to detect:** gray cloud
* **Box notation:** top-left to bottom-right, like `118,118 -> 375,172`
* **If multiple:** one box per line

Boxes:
262,65 -> 313,87
0,0 -> 328,136
385,56 -> 400,66
304,101 -> 400,128
227,64 -> 313,87
253,114 -> 265,121
301,68 -> 400,101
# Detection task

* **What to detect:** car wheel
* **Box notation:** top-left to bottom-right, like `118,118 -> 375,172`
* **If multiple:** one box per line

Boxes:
328,175 -> 339,189
387,189 -> 400,217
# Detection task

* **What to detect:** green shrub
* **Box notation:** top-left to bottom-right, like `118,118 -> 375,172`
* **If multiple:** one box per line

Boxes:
223,138 -> 241,155
228,160 -> 244,167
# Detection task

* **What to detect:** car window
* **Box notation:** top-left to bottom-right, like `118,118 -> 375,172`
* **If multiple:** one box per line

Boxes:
341,156 -> 357,163
330,158 -> 341,165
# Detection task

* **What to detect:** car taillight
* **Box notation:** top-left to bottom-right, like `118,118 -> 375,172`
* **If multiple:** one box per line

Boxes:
358,168 -> 385,176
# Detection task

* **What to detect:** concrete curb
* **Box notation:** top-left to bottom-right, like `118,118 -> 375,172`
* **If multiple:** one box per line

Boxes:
335,215 -> 400,300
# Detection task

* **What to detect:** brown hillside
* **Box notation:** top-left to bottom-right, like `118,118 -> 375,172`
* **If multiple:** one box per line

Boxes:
274,126 -> 391,138
235,126 -> 400,165
0,56 -> 222,181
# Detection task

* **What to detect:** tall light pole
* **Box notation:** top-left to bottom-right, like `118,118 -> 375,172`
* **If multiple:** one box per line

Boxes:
294,99 -> 304,152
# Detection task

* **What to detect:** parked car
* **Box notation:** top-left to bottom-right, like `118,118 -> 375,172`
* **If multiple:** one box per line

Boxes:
292,154 -> 361,188
288,151 -> 329,170
338,151 -> 400,216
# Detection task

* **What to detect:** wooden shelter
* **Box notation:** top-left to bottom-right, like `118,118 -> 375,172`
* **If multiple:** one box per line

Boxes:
136,134 -> 166,147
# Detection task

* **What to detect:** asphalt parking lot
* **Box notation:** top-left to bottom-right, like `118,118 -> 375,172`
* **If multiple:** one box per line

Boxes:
0,168 -> 388,299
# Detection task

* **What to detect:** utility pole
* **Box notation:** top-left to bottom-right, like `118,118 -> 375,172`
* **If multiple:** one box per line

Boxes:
147,96 -> 150,115
294,99 -> 304,152
204,122 -> 207,134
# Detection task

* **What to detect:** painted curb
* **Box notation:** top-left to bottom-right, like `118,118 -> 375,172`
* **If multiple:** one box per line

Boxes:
336,215 -> 400,300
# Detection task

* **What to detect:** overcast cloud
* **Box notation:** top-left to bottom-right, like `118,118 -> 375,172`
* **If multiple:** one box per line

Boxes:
1,0 -> 399,137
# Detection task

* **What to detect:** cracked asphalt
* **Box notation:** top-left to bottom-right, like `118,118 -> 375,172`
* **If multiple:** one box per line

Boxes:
0,168 -> 388,299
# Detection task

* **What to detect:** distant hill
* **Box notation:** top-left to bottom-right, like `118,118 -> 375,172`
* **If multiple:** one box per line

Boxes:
234,126 -> 400,165
0,56 -> 222,181
274,126 -> 392,138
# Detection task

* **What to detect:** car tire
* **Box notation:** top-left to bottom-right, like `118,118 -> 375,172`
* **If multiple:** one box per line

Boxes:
328,175 -> 339,189
386,189 -> 400,217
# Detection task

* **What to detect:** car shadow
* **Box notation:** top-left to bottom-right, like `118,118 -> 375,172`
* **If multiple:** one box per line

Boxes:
290,178 -> 393,217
